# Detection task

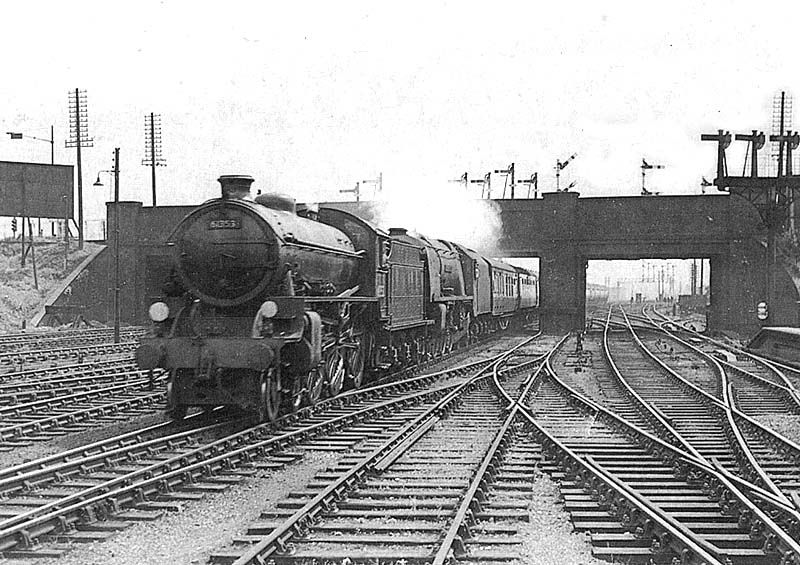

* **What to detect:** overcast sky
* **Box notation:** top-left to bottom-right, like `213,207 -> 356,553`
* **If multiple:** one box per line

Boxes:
1,0 -> 797,289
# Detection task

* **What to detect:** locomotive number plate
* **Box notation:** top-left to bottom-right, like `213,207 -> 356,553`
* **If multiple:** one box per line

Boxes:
208,219 -> 241,229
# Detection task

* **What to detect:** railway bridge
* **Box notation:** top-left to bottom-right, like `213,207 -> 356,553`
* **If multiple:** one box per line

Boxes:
54,191 -> 797,336
322,191 -> 797,335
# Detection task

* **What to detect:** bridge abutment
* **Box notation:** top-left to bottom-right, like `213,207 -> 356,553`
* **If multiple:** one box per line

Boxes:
709,239 -> 799,334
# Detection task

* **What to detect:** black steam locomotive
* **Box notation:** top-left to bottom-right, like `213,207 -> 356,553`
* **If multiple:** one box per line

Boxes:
136,175 -> 537,421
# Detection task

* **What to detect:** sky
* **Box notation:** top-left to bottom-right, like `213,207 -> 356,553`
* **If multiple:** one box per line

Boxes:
0,1 -> 797,286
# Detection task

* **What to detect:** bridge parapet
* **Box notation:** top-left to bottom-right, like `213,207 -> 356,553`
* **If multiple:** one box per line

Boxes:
496,192 -> 760,258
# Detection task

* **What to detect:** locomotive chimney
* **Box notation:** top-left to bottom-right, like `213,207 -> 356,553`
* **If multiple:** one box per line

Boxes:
389,227 -> 408,236
218,175 -> 255,200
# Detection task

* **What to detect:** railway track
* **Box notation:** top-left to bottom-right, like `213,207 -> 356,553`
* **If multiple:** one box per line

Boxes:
0,333 -> 547,560
0,372 -> 166,449
621,306 -> 800,503
638,311 -> 800,417
208,334 -> 551,564
0,367 -> 153,405
0,329 -> 528,451
543,313 -> 800,563
645,304 -> 800,401
539,326 -> 800,564
619,310 -> 800,513
0,357 -> 164,447
10,318 -> 799,564
0,359 -> 141,387
0,327 -> 144,355
0,341 -> 138,373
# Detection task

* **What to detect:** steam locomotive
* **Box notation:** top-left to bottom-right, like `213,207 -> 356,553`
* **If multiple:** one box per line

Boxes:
136,175 -> 537,421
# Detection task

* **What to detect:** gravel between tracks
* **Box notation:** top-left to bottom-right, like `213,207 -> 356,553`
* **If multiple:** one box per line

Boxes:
756,414 -> 800,444
515,471 -> 613,565
0,451 -> 339,565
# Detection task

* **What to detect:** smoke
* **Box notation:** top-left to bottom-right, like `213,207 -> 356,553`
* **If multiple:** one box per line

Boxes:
363,175 -> 504,256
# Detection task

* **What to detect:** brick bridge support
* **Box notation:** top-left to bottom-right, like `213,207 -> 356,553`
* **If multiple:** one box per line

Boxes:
539,243 -> 587,333
536,192 -> 587,333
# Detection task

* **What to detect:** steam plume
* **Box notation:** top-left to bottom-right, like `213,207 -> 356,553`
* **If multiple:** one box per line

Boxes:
363,176 -> 504,255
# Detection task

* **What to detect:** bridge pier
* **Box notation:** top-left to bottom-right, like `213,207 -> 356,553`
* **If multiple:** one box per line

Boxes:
539,245 -> 586,333
536,192 -> 586,333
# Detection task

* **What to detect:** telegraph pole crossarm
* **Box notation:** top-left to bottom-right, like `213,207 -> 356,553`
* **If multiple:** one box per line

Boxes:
142,113 -> 166,207
66,89 -> 94,250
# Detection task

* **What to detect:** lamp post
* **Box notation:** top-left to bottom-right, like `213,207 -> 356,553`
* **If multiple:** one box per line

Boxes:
92,151 -> 121,343
93,170 -> 114,239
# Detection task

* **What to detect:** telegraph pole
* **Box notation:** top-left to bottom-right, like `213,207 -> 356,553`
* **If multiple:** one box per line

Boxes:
66,89 -> 93,249
143,113 -> 166,206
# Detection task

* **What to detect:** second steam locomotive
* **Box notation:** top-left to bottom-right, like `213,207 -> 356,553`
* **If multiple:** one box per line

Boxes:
136,175 -> 537,421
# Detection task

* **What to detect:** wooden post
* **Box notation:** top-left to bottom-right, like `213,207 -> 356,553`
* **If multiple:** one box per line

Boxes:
113,148 -> 121,344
